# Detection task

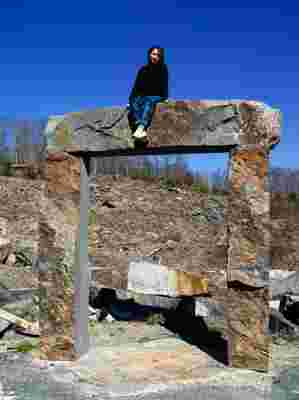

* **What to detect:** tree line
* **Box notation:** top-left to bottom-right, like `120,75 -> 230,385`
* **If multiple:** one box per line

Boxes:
0,118 -> 298,197
92,155 -> 299,196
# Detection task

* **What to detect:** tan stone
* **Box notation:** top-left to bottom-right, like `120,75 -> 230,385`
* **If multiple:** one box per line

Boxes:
225,284 -> 271,371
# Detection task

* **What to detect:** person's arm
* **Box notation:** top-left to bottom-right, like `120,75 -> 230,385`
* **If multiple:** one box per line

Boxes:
129,67 -> 144,103
161,66 -> 169,101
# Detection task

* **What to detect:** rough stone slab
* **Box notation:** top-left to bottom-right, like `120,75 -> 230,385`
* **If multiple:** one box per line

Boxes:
227,146 -> 271,287
36,176 -> 83,361
127,261 -> 208,297
44,100 -> 281,153
271,271 -> 299,298
0,308 -> 38,333
225,285 -> 271,371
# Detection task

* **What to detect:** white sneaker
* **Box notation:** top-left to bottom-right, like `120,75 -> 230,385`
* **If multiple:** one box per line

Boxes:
133,125 -> 147,139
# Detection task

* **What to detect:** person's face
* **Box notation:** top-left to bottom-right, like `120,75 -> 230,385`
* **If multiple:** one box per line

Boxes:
149,48 -> 161,64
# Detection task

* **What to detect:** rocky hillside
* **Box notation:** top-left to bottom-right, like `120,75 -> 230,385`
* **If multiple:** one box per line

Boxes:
2,168 -> 298,294
86,174 -> 298,303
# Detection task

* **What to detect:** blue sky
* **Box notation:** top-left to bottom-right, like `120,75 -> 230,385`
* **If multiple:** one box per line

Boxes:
0,2 -> 298,172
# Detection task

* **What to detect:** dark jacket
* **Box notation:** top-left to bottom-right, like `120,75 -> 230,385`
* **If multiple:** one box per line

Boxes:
129,63 -> 169,102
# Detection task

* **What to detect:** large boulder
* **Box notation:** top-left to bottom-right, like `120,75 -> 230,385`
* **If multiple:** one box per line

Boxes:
44,100 -> 281,153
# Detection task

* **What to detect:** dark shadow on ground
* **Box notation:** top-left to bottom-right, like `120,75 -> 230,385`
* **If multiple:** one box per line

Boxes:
161,308 -> 229,366
89,287 -> 229,366
90,287 -> 164,321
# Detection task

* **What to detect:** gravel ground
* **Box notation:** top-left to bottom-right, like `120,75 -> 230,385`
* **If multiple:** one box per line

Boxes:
0,320 -> 299,399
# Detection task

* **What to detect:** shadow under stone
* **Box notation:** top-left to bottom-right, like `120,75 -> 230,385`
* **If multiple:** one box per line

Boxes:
89,288 -> 229,366
161,309 -> 229,366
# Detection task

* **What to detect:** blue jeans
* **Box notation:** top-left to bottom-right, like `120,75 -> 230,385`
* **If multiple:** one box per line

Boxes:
129,95 -> 164,130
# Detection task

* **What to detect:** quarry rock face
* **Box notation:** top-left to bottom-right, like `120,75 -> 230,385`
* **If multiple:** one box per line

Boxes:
91,175 -> 227,293
8,100 -> 283,370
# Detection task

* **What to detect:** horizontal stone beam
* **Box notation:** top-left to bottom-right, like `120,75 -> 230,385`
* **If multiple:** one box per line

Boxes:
44,100 -> 281,154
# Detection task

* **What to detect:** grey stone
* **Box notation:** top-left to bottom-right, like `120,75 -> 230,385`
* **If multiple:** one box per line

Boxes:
190,104 -> 241,146
271,272 -> 299,299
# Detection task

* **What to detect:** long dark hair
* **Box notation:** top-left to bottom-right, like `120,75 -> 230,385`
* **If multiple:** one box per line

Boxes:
147,46 -> 166,66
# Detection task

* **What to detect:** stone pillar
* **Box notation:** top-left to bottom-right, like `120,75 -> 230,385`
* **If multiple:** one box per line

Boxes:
226,145 -> 271,371
38,219 -> 77,360
73,157 -> 90,356
37,155 -> 89,361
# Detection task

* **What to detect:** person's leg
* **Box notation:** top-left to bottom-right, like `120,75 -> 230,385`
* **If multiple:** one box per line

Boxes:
140,96 -> 164,130
129,96 -> 149,138
131,95 -> 163,138
129,96 -> 146,127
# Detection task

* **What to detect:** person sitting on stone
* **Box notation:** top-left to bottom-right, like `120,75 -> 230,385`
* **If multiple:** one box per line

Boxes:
128,46 -> 169,139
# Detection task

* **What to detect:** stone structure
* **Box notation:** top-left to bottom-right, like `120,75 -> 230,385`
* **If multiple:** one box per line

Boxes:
36,99 -> 281,370
0,175 -> 81,358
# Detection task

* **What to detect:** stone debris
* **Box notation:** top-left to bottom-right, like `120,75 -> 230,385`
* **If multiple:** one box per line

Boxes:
0,309 -> 39,335
128,260 -> 209,297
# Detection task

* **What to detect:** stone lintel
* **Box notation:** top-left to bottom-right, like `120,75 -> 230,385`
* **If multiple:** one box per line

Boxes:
44,100 -> 281,154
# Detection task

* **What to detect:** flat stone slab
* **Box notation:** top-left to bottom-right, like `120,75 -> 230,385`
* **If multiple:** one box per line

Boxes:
44,100 -> 281,155
128,261 -> 208,297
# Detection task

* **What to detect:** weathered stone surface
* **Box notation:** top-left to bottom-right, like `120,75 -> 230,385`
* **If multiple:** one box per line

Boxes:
10,162 -> 45,180
195,297 -> 225,320
44,100 -> 281,153
37,185 -> 80,361
45,108 -> 134,153
128,260 -> 208,297
227,146 -> 271,287
225,145 -> 272,371
225,284 -> 271,371
45,151 -> 80,194
270,269 -> 297,281
0,238 -> 11,264
238,101 -> 281,149
271,271 -> 299,299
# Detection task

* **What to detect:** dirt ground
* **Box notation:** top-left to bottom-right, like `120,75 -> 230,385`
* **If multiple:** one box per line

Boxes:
1,317 -> 299,399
